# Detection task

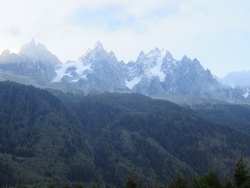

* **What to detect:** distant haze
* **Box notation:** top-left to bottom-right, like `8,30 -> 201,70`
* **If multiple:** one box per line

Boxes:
0,0 -> 250,77
219,70 -> 250,87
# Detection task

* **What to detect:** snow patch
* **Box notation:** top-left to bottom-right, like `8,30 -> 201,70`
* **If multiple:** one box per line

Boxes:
53,65 -> 72,82
75,63 -> 91,75
243,88 -> 250,98
125,77 -> 141,89
183,68 -> 190,76
52,61 -> 92,82
146,49 -> 166,82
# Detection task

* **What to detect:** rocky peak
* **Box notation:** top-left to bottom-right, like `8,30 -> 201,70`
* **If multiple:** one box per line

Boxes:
0,49 -> 22,63
18,39 -> 61,66
165,51 -> 174,61
93,40 -> 104,51
1,49 -> 11,56
79,41 -> 118,65
137,48 -> 173,64
1,40 -> 246,103
179,56 -> 206,75
181,55 -> 192,63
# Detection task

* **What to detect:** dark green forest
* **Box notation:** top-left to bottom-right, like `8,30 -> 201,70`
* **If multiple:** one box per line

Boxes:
193,103 -> 250,134
0,81 -> 250,187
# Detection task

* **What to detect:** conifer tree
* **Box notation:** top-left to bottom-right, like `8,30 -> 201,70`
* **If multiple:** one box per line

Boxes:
234,155 -> 248,188
167,174 -> 187,188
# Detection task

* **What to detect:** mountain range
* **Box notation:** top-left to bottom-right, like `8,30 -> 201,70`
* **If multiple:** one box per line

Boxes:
0,39 -> 249,104
1,40 -> 250,186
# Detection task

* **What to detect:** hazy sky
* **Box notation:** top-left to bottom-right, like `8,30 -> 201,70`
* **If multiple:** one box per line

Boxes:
0,0 -> 249,77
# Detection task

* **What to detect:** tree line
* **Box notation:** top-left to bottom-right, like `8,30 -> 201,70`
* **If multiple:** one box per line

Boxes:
7,155 -> 249,188
125,156 -> 250,188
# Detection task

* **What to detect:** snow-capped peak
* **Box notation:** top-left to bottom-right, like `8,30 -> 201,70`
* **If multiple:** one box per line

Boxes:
165,51 -> 173,61
78,41 -> 118,64
86,41 -> 104,54
145,48 -> 173,61
147,48 -> 161,57
181,55 -> 191,62
19,39 -> 43,57
18,39 -> 61,65
93,40 -> 104,51
137,48 -> 172,66
79,41 -> 106,61
128,48 -> 172,84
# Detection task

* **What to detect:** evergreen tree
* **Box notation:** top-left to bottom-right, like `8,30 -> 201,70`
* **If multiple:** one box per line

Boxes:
48,180 -> 56,188
125,175 -> 142,188
234,155 -> 248,188
167,174 -> 187,188
192,171 -> 223,188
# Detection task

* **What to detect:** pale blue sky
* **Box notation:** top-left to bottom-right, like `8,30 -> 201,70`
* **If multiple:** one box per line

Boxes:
0,0 -> 249,77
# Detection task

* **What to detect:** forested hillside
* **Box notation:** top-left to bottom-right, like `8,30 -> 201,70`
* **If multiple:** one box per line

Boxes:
1,81 -> 250,187
193,103 -> 250,134
55,91 -> 250,186
0,82 -> 99,187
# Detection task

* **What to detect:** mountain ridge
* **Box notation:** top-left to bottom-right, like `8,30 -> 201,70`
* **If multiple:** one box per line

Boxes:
1,40 -> 250,104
